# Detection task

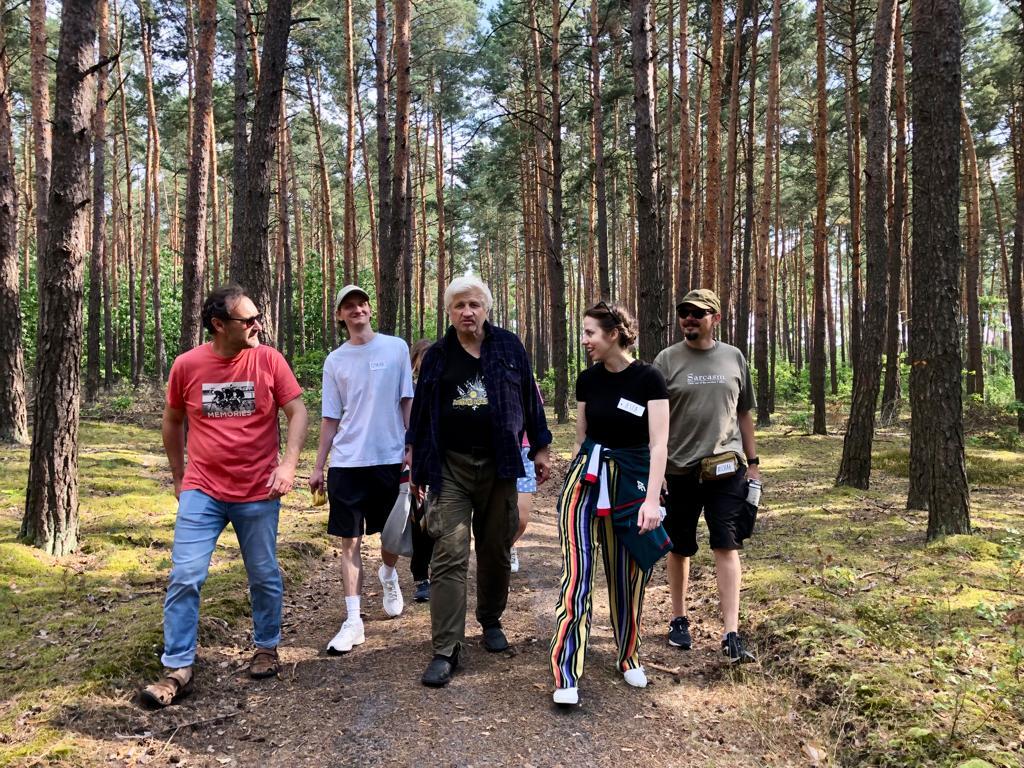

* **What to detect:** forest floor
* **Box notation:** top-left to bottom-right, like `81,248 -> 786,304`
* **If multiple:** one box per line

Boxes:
1,398 -> 1023,767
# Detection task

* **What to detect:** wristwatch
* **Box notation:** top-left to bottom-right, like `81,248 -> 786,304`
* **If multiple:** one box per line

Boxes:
747,456 -> 760,465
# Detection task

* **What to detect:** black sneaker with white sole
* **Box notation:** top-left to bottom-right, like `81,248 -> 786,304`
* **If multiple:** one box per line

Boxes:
668,616 -> 692,650
721,631 -> 757,664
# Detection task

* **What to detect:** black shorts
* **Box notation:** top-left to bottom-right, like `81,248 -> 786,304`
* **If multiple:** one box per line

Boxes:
327,464 -> 402,538
664,467 -> 749,556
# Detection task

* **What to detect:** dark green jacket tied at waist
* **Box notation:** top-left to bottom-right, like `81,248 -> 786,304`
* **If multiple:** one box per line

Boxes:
578,438 -> 672,572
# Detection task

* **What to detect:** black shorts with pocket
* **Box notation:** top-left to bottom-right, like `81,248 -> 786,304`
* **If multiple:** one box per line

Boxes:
327,464 -> 402,538
664,466 -> 750,556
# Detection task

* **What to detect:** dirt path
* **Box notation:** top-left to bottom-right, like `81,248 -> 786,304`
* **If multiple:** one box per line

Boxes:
66,468 -> 827,767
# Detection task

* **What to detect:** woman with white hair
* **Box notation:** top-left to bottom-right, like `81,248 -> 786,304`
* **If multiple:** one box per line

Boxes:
406,274 -> 553,688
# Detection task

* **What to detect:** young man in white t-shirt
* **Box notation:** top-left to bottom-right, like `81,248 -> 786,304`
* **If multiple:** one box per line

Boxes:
309,285 -> 415,653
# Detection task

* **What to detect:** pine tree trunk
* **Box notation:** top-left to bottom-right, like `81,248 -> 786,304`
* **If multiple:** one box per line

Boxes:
381,0 -> 411,335
960,103 -> 984,397
881,8 -> 907,425
548,0 -> 569,420
719,0 -> 748,340
434,103 -> 447,339
30,0 -> 51,261
86,0 -> 108,400
736,6 -> 759,358
810,0 -> 829,436
375,0 -> 392,287
22,0 -> 98,554
845,0 -> 863,368
677,0 -> 692,297
1009,104 -> 1024,433
305,64 -> 338,348
180,0 -> 216,353
230,0 -> 249,279
754,0 -> 779,429
630,0 -> 666,361
0,34 -> 28,444
837,0 -> 895,486
908,0 -> 971,535
700,0 -> 723,290
287,121 -> 305,354
591,0 -> 610,299
343,0 -> 357,285
231,0 -> 293,342
139,10 -> 165,379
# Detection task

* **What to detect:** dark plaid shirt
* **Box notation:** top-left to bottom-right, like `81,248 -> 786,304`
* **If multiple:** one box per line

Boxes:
406,322 -> 552,491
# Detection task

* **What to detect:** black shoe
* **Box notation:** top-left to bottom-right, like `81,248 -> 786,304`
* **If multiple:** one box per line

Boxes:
668,616 -> 692,650
482,626 -> 509,652
414,580 -> 430,603
421,645 -> 460,687
722,632 -> 757,664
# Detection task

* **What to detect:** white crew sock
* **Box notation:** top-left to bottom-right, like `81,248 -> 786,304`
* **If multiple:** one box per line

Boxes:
345,595 -> 361,620
380,563 -> 397,580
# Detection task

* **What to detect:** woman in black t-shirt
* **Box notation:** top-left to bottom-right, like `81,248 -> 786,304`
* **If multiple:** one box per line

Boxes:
549,302 -> 669,706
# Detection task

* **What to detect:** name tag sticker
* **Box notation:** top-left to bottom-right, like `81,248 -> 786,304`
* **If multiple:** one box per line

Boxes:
369,360 -> 386,371
716,460 -> 737,476
617,398 -> 646,417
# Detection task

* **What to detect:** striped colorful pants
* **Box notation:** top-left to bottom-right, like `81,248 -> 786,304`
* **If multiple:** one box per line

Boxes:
549,456 -> 651,689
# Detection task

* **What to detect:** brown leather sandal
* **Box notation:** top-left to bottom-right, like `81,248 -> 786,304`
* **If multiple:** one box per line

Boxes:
249,647 -> 280,679
139,668 -> 194,709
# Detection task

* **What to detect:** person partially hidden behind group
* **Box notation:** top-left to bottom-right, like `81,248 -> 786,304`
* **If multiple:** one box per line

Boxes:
549,301 -> 670,706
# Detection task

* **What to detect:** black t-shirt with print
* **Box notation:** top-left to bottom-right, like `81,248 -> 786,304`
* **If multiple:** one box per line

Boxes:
575,361 -> 669,448
440,339 -> 493,452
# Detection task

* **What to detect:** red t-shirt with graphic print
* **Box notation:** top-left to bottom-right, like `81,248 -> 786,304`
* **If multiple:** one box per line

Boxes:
167,343 -> 303,502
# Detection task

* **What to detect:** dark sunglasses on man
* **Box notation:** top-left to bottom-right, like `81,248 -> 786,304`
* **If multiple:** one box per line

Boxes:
227,313 -> 264,328
677,306 -> 711,320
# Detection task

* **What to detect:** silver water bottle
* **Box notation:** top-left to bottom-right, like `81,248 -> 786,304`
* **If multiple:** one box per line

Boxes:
746,479 -> 762,507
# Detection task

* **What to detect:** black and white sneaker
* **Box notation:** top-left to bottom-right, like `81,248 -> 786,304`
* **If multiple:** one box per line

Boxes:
668,616 -> 692,650
722,632 -> 757,664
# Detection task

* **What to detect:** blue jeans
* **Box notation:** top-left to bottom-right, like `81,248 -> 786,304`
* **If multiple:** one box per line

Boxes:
161,490 -> 283,668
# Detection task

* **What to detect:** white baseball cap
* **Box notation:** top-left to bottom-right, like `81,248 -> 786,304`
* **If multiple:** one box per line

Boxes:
335,284 -> 370,309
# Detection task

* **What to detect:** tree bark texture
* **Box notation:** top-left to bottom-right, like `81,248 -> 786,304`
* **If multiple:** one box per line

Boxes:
0,37 -> 28,444
810,0 -> 828,436
380,0 -> 411,335
700,0 -> 723,290
908,0 -> 971,536
231,0 -> 293,341
631,0 -> 666,361
754,0 -> 780,428
86,0 -> 108,400
180,0 -> 217,352
22,0 -> 98,555
880,5 -> 907,426
1009,105 -> 1024,433
837,0 -> 895,488
30,0 -> 51,260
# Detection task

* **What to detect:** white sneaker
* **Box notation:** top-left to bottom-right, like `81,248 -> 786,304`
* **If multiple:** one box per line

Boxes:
623,666 -> 648,688
552,687 -> 579,705
326,617 -> 365,655
510,547 -> 520,574
379,565 -> 404,617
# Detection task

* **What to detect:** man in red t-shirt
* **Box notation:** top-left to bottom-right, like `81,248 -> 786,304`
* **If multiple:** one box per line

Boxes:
140,285 -> 308,709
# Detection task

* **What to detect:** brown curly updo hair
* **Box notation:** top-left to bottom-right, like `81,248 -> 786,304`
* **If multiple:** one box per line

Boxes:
584,301 -> 638,348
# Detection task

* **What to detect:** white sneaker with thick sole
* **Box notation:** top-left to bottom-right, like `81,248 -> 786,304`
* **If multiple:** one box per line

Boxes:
552,687 -> 579,705
379,565 -> 404,617
510,547 -> 520,574
326,618 -> 365,655
623,666 -> 648,688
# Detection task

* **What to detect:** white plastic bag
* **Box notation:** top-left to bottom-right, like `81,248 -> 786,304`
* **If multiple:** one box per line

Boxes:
380,482 -> 414,558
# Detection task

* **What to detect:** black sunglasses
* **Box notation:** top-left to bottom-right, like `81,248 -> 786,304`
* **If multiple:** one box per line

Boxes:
227,313 -> 264,328
678,307 -> 711,320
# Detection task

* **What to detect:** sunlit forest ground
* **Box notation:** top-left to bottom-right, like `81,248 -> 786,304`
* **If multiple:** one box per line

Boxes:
0,394 -> 1022,767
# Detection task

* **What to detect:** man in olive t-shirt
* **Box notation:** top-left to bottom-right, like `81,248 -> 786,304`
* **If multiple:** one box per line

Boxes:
653,289 -> 761,664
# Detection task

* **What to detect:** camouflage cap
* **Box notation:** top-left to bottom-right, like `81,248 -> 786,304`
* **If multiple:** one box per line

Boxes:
676,288 -> 721,314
